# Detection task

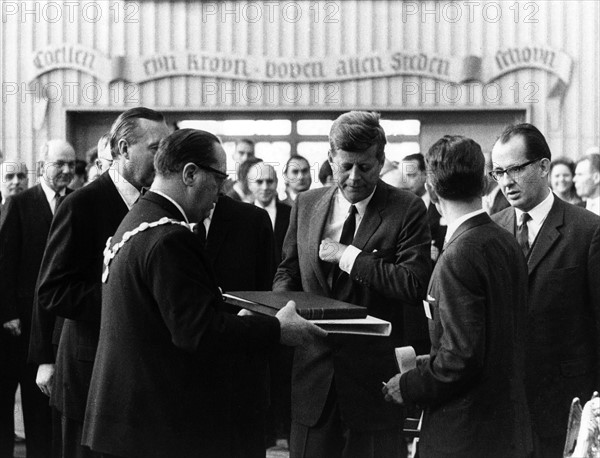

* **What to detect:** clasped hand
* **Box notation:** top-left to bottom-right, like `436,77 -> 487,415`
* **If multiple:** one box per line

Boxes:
319,238 -> 347,264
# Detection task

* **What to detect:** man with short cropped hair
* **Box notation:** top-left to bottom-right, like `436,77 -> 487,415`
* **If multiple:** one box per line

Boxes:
282,155 -> 312,206
274,111 -> 431,458
81,128 -> 325,458
383,135 -> 532,458
491,123 -> 600,458
35,107 -> 170,458
0,140 -> 75,458
574,153 -> 600,215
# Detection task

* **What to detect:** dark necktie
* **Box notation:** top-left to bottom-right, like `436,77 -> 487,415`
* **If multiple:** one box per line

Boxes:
516,212 -> 532,256
193,222 -> 207,246
332,205 -> 357,288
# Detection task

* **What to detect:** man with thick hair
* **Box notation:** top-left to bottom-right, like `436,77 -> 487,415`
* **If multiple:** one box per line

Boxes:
282,155 -> 312,206
383,135 -> 532,457
81,129 -> 325,458
274,111 -> 431,458
0,140 -> 75,458
35,107 -> 170,458
491,123 -> 600,458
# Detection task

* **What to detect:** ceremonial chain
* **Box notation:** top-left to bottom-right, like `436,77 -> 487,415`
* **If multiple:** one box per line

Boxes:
102,217 -> 193,283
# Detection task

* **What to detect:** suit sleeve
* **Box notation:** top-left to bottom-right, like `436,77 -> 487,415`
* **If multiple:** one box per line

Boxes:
351,196 -> 431,302
400,243 -> 487,407
36,196 -> 101,322
273,197 -> 303,292
0,197 -> 21,324
147,230 -> 280,358
588,223 -> 600,383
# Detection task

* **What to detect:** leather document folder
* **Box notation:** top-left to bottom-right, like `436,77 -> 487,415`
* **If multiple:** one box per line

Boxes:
223,291 -> 368,320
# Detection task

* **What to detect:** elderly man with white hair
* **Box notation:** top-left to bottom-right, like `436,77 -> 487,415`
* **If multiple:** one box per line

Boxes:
0,139 -> 76,458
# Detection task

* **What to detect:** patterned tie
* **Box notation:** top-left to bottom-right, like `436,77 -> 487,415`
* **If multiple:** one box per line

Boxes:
516,212 -> 532,256
332,205 -> 357,288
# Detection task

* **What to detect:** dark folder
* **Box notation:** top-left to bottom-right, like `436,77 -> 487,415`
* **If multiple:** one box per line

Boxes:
223,291 -> 368,320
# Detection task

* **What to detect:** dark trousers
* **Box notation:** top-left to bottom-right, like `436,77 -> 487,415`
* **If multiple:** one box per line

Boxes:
290,384 -> 406,458
532,430 -> 565,458
0,333 -> 51,458
60,415 -> 101,458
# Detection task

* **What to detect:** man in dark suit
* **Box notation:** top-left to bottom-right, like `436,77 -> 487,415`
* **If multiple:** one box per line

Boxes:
0,140 -> 75,458
273,111 -> 431,458
81,128 -> 325,458
0,160 -> 29,216
383,135 -> 532,458
282,155 -> 312,207
35,107 -> 170,458
204,194 -> 278,457
491,123 -> 600,458
246,161 -> 291,260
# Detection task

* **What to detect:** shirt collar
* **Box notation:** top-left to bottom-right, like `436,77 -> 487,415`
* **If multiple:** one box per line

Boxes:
254,198 -> 277,211
444,209 -> 486,244
515,189 -> 554,225
107,164 -> 140,210
40,179 -> 65,200
421,192 -> 431,209
335,186 -> 377,218
150,189 -> 190,224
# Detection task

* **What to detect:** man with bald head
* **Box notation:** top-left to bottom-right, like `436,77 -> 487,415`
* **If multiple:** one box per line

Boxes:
247,161 -> 291,260
0,140 -> 75,458
35,107 -> 169,458
0,160 -> 29,206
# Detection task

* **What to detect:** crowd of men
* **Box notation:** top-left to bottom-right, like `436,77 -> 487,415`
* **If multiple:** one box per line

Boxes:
0,108 -> 599,458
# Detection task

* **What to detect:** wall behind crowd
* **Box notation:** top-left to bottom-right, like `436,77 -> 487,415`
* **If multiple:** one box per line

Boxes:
1,0 -> 598,171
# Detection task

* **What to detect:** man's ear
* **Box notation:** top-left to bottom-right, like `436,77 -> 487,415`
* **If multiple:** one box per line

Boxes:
117,139 -> 129,160
539,157 -> 551,178
426,181 -> 439,205
182,163 -> 197,186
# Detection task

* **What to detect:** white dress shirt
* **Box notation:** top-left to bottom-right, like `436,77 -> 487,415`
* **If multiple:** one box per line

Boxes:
254,198 -> 277,229
322,187 -> 376,274
585,195 -> 600,216
514,190 -> 554,247
40,179 -> 65,215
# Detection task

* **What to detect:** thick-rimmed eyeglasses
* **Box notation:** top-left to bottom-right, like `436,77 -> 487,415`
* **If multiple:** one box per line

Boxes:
194,163 -> 229,181
489,158 -> 543,182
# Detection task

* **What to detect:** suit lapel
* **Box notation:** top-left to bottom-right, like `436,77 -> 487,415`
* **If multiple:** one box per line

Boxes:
352,183 -> 385,250
527,197 -> 563,275
308,186 -> 337,295
494,206 -> 516,235
33,184 -> 53,226
206,199 -> 232,258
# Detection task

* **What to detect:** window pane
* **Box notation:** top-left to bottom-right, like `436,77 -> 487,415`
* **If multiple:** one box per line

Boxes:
385,142 -> 421,163
297,119 -> 333,136
222,120 -> 256,136
380,119 -> 421,136
254,120 -> 292,135
178,120 -> 221,133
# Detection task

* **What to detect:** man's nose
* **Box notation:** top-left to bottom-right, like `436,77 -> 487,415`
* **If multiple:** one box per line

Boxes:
499,172 -> 515,186
348,164 -> 360,180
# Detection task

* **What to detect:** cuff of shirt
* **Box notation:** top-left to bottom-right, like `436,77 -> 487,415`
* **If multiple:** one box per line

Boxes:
339,245 -> 361,274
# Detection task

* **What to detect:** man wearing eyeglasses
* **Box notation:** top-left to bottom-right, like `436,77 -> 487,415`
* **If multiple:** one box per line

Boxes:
0,140 -> 75,458
490,123 -> 600,458
80,128 -> 325,458
34,107 -> 170,458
